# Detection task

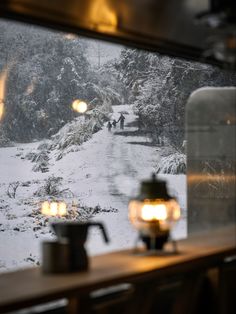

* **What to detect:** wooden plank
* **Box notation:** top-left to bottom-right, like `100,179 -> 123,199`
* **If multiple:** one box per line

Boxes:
0,225 -> 235,313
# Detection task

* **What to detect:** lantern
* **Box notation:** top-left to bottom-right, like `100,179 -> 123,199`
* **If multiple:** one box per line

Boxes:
129,174 -> 181,250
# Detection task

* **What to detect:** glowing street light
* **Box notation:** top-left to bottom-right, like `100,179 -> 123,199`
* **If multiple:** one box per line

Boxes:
72,100 -> 88,113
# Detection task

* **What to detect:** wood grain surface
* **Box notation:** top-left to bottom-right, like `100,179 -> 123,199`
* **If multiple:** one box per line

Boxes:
0,225 -> 235,313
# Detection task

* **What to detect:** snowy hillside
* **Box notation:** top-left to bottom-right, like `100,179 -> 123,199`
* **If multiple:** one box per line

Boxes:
0,104 -> 186,272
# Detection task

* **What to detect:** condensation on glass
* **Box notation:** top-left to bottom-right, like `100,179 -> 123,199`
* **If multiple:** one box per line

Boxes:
187,87 -> 236,234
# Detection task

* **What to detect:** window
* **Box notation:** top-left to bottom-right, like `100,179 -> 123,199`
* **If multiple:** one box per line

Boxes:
0,19 -> 235,272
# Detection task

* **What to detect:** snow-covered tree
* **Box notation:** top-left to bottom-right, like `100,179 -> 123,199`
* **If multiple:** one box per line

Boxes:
116,47 -> 236,150
0,20 -> 118,143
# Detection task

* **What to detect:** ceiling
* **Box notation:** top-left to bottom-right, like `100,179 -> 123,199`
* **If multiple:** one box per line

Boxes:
0,0 -> 235,66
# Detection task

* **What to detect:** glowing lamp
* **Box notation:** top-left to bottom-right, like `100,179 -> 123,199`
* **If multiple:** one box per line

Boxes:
41,201 -> 67,217
72,99 -> 88,113
129,174 -> 181,250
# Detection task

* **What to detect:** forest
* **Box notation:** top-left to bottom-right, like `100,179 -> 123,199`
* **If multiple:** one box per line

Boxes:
1,19 -> 235,160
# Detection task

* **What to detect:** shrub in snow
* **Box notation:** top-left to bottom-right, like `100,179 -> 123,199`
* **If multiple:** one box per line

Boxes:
34,175 -> 73,198
49,108 -> 110,159
33,151 -> 49,163
32,161 -> 49,173
73,204 -> 118,221
26,150 -> 49,162
34,176 -> 62,197
37,141 -> 50,151
50,118 -> 93,151
7,182 -> 20,198
157,152 -> 186,174
25,152 -> 36,161
26,150 -> 50,172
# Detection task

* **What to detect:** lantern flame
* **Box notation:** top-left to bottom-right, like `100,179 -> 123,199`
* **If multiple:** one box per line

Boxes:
141,204 -> 167,221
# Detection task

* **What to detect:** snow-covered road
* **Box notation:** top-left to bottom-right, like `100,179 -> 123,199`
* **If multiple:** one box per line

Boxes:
49,105 -> 161,254
50,104 -> 186,255
0,104 -> 186,271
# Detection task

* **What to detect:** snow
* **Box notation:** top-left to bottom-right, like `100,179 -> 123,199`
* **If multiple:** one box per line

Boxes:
0,105 -> 186,272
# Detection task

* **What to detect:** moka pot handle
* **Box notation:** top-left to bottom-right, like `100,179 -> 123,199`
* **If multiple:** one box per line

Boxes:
88,222 -> 109,243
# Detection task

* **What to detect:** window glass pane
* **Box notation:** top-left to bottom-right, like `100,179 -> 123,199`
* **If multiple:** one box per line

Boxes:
0,19 -> 235,272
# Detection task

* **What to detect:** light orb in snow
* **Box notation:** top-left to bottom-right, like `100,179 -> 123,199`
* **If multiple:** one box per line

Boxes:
41,200 -> 67,216
72,99 -> 88,113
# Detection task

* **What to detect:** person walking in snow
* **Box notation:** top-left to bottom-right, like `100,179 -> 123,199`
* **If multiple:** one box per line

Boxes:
107,121 -> 112,131
117,113 -> 125,130
112,119 -> 117,128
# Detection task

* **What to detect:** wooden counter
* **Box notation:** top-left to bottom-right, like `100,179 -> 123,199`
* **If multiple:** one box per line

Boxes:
0,226 -> 235,314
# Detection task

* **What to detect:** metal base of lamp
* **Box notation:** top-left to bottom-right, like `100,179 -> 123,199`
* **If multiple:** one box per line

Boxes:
141,233 -> 169,250
132,234 -> 179,256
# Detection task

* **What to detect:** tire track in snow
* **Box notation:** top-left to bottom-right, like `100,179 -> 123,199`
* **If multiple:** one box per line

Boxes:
104,105 -> 146,203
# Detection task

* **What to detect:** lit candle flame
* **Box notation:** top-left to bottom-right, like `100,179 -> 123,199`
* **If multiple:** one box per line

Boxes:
72,100 -> 88,113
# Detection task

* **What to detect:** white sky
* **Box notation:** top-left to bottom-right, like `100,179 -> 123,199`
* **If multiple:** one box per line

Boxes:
86,39 -> 123,67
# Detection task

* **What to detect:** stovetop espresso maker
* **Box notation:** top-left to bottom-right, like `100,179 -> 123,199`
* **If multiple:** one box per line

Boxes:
42,221 -> 109,273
